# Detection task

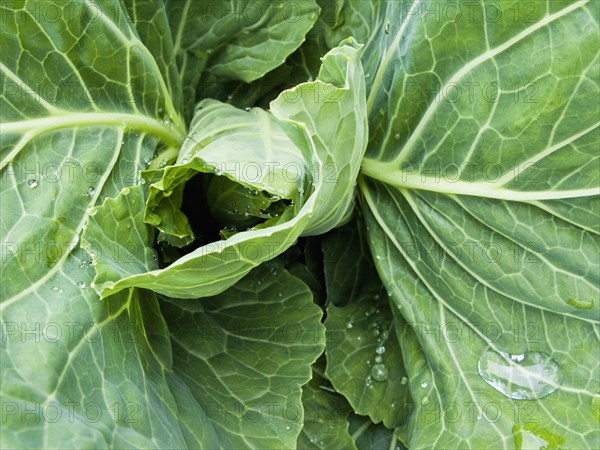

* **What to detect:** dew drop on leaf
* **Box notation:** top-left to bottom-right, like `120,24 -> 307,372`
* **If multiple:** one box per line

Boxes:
375,345 -> 385,355
421,395 -> 429,405
477,349 -> 562,400
346,321 -> 353,329
400,376 -> 408,385
420,381 -> 428,389
77,281 -> 86,289
371,363 -> 389,382
28,179 -> 38,189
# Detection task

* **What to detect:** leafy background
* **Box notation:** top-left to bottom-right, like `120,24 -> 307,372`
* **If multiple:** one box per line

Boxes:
1,1 -> 598,449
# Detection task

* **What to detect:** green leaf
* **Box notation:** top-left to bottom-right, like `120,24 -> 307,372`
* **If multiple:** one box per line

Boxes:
323,223 -> 410,430
271,38 -> 368,236
296,365 -> 356,450
322,216 -> 374,306
161,263 -> 325,449
356,0 -> 600,447
123,0 -> 183,114
0,1 -> 189,447
348,413 -> 406,450
167,0 -> 320,117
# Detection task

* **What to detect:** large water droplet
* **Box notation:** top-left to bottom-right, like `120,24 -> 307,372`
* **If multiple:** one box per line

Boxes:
28,179 -> 38,189
371,364 -> 389,382
375,345 -> 385,355
478,350 -> 562,400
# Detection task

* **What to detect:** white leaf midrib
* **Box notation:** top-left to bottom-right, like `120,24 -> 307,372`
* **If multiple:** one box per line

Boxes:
360,159 -> 600,201
1,111 -> 184,150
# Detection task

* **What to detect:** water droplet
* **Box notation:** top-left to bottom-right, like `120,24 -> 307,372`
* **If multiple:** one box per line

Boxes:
381,330 -> 389,340
285,425 -> 291,431
371,364 -> 389,382
346,321 -> 353,329
371,328 -> 380,337
376,255 -> 382,260
375,345 -> 385,355
86,187 -> 96,197
421,395 -> 429,405
143,157 -> 153,166
374,355 -> 382,363
244,107 -> 251,112
420,382 -> 428,389
365,375 -> 373,388
401,376 -> 408,385
77,281 -> 86,289
28,179 -> 38,189
477,350 -> 562,400
394,133 -> 401,140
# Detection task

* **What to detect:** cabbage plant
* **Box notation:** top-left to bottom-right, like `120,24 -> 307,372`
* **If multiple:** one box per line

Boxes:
1,1 -> 598,449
